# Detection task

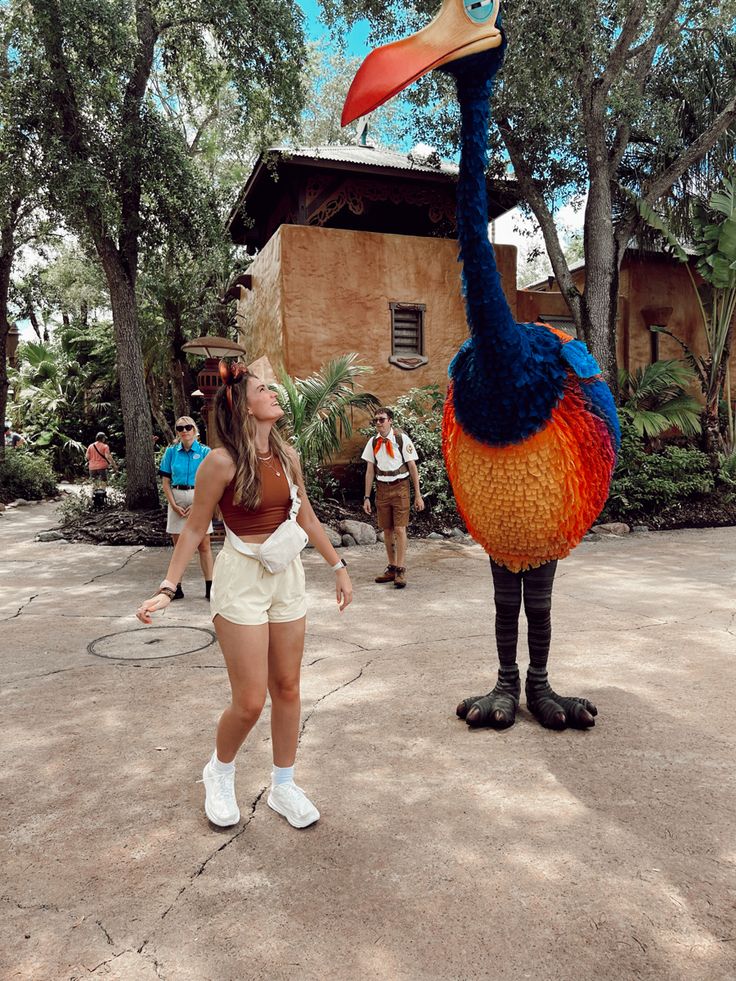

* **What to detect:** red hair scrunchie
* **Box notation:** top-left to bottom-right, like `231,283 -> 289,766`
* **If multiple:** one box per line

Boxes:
219,359 -> 247,411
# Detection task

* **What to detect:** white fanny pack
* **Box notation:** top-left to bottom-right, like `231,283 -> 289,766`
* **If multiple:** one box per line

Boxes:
223,482 -> 309,574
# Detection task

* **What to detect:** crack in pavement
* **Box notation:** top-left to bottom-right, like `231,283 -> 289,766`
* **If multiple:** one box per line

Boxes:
84,947 -> 134,977
1,593 -> 39,622
154,783 -> 269,930
83,547 -> 145,585
1,894 -> 61,913
137,655 -> 374,963
299,658 -> 374,739
5,664 -> 98,687
95,919 -> 114,946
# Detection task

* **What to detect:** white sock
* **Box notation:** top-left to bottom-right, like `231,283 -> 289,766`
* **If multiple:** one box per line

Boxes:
211,751 -> 235,774
272,764 -> 294,787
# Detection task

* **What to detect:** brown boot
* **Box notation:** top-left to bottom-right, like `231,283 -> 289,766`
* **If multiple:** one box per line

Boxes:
394,567 -> 407,589
375,564 -> 396,584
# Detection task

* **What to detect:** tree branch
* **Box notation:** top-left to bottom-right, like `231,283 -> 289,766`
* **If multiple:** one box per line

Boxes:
189,108 -> 219,156
498,117 -> 583,329
616,91 -> 736,250
118,1 -> 158,279
643,94 -> 736,206
599,0 -> 649,96
157,15 -> 214,33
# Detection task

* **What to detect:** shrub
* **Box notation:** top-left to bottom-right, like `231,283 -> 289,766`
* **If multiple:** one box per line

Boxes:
0,450 -> 58,503
387,385 -> 463,527
602,419 -> 714,522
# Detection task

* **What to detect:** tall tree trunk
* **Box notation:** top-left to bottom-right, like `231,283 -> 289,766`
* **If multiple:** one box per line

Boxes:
0,251 -> 12,467
98,243 -> 158,509
581,157 -> 621,396
580,260 -> 620,396
146,371 -> 174,444
0,213 -> 17,467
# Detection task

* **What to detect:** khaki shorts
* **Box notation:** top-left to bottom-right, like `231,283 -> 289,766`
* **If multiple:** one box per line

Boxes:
209,539 -> 307,626
376,477 -> 411,530
166,488 -> 214,535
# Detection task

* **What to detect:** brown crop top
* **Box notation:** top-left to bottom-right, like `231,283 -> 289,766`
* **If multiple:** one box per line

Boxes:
219,461 -> 290,536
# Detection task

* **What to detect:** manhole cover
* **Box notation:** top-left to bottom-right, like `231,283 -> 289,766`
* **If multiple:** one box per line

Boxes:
88,626 -> 217,661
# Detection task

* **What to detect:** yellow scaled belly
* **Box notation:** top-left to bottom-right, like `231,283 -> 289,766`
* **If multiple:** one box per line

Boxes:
442,380 -> 614,571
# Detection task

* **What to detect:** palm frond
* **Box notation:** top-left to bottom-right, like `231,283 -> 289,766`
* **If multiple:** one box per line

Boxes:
277,354 -> 379,466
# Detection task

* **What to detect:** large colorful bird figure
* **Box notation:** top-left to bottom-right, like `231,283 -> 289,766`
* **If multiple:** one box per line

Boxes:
343,0 -> 620,730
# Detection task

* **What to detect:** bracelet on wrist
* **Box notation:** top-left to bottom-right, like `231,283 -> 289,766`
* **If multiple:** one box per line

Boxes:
363,496 -> 371,501
157,587 -> 176,599
160,579 -> 176,591
331,558 -> 348,571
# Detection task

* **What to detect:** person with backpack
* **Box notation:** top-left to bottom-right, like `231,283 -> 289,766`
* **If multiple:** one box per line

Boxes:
86,432 -> 117,483
362,406 -> 424,588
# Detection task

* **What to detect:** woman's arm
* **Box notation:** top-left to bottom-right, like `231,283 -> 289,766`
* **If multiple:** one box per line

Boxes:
289,450 -> 353,612
137,451 -> 233,622
161,475 -> 185,516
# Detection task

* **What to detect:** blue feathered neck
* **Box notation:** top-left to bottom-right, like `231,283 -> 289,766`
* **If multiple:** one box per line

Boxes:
448,62 -> 568,446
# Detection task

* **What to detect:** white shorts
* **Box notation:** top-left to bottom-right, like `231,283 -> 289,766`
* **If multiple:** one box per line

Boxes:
166,488 -> 214,535
209,539 -> 307,626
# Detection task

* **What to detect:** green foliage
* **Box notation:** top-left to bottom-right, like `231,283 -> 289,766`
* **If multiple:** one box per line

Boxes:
275,354 -> 380,469
0,449 -> 58,503
324,0 -> 736,378
718,451 -> 736,487
603,419 -> 714,521
388,385 -> 462,527
628,171 -> 736,453
618,360 -> 702,440
10,326 -> 123,476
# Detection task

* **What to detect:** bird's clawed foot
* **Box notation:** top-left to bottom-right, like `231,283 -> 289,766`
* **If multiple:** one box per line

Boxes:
525,670 -> 597,730
456,668 -> 520,729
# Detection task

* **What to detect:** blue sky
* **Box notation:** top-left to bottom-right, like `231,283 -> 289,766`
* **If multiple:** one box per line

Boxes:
297,0 -> 372,54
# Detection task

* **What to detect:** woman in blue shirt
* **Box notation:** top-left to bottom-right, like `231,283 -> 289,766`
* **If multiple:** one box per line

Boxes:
160,416 -> 214,600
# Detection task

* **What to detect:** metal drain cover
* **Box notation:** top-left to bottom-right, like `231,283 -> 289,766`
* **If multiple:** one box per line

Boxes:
88,625 -> 216,661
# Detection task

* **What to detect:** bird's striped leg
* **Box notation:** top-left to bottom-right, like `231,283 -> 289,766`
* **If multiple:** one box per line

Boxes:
456,559 -> 521,728
521,560 -> 597,729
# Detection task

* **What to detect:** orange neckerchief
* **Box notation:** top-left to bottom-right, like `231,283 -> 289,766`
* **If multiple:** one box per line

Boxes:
374,433 -> 395,459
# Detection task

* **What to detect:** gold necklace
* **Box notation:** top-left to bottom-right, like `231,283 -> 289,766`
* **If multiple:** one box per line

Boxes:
257,452 -> 281,477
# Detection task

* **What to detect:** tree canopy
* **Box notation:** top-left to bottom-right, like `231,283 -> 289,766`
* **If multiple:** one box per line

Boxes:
326,0 -> 736,387
3,0 -> 308,506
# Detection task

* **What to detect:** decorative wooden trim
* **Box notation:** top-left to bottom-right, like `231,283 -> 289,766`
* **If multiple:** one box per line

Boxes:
304,175 -> 456,228
388,354 -> 429,370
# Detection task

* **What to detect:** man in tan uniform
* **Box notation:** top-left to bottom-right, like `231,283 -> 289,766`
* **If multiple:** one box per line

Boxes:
362,407 -> 424,588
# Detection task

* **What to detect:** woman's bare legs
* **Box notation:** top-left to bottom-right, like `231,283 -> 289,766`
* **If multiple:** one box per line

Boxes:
213,615 -> 270,763
267,617 -> 307,767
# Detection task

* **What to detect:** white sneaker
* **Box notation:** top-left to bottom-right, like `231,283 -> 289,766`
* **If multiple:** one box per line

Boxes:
267,782 -> 320,828
201,759 -> 240,827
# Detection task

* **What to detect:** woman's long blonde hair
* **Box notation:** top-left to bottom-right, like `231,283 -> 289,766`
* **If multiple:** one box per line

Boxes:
214,363 -> 293,508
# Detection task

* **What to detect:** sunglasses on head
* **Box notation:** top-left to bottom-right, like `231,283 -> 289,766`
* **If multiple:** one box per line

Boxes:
374,416 -> 388,424
176,424 -> 194,432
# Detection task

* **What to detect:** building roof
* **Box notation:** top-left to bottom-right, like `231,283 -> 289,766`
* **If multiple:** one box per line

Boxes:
228,143 -> 521,250
263,142 -> 461,176
524,245 -> 698,292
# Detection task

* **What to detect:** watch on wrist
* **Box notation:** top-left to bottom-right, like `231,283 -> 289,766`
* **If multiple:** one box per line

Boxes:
363,496 -> 370,500
331,558 -> 348,571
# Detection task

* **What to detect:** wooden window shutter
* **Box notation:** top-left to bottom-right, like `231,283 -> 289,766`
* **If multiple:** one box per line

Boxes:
389,303 -> 427,369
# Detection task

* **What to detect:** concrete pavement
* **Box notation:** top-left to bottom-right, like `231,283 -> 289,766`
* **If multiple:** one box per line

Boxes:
1,500 -> 735,981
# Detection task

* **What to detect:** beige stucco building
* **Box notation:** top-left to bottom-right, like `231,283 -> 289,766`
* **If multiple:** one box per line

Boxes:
229,145 -> 734,462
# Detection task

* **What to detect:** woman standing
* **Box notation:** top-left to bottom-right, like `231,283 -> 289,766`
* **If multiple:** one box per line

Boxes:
159,416 -> 214,600
136,365 -> 353,830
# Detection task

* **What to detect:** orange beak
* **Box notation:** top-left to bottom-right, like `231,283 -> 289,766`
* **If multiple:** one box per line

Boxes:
341,0 -> 503,127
